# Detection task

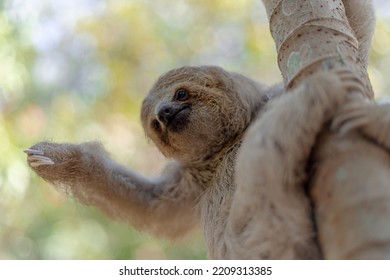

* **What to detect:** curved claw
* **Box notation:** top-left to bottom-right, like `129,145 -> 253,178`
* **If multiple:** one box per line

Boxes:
30,160 -> 54,167
331,101 -> 371,135
23,149 -> 44,155
338,118 -> 369,136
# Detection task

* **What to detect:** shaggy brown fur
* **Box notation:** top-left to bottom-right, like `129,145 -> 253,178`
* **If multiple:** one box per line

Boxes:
25,0 -> 374,259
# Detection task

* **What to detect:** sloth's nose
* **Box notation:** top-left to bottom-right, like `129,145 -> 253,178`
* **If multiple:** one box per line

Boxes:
157,104 -> 176,125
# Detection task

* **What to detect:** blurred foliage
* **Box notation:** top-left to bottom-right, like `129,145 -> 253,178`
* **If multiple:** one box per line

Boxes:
0,0 -> 389,259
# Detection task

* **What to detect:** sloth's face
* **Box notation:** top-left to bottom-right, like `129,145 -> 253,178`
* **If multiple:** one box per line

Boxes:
141,66 -> 252,164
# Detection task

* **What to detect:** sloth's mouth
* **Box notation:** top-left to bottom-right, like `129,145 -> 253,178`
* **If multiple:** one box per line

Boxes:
167,106 -> 191,133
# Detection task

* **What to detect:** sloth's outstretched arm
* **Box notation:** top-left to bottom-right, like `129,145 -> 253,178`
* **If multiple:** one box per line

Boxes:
226,70 -> 363,259
25,141 -> 200,239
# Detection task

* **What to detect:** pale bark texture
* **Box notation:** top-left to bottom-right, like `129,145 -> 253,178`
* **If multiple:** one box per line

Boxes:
260,0 -> 390,259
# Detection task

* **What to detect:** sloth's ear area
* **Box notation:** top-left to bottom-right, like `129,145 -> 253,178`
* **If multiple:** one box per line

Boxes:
198,66 -> 234,90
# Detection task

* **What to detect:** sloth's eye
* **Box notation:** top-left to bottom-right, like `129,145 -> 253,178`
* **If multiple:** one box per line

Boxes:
175,88 -> 189,101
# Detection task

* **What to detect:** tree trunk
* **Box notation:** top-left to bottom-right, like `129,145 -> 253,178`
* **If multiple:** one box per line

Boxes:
261,0 -> 390,259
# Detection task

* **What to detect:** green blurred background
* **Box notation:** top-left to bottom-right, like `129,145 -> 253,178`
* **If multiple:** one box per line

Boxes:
1,0 -> 389,259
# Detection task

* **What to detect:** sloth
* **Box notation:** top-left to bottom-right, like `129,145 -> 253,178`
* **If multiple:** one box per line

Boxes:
25,1 -> 374,259
24,68 -> 364,259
